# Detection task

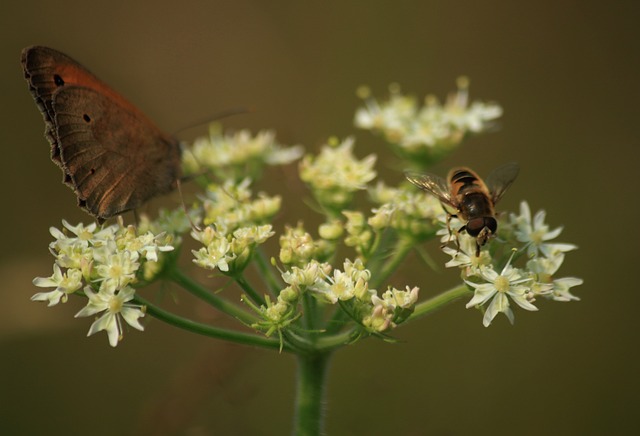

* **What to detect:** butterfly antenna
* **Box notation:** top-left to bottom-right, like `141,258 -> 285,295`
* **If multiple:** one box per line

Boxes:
173,106 -> 254,137
176,178 -> 201,232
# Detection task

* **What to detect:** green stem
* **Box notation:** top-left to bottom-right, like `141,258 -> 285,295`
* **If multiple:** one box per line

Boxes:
234,274 -> 266,306
315,327 -> 360,352
359,231 -> 386,284
302,293 -> 318,333
254,247 -> 282,296
168,267 -> 257,325
324,307 -> 350,334
134,294 -> 289,352
293,352 -> 331,436
370,236 -> 414,289
409,283 -> 470,320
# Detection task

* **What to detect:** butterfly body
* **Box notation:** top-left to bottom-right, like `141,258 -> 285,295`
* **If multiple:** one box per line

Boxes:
21,46 -> 181,220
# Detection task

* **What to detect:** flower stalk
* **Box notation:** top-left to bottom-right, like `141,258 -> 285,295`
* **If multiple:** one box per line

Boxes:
294,352 -> 332,436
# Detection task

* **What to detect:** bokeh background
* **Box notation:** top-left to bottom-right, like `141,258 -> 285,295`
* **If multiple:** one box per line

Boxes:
1,1 -> 638,435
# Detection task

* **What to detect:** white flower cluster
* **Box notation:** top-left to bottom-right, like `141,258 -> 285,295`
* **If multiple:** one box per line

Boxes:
32,220 -> 175,346
245,256 -> 419,338
368,181 -> 445,237
307,258 -> 419,333
299,137 -> 377,210
442,201 -> 582,327
355,79 -> 502,162
182,124 -> 303,178
201,178 -> 281,229
279,223 -> 333,266
192,224 -> 275,274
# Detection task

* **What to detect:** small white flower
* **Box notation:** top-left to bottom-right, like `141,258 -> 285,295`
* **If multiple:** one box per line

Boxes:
191,229 -> 233,272
232,225 -> 275,247
436,214 -> 464,245
549,277 -> 583,302
443,232 -> 491,272
527,254 -> 582,302
126,232 -> 174,262
376,286 -> 420,310
282,261 -> 330,288
75,286 -> 145,347
265,144 -> 304,165
60,220 -> 97,243
365,286 -> 419,332
364,301 -> 394,332
328,270 -> 356,302
54,220 -> 117,248
511,201 -> 577,258
308,259 -> 373,304
48,225 -> 94,269
32,265 -> 83,306
465,252 -> 536,327
94,248 -> 140,293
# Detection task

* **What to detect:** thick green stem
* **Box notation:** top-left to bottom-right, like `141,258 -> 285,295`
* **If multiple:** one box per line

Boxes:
293,352 -> 331,436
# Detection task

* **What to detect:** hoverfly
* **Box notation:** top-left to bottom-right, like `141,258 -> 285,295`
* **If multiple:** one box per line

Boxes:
405,162 -> 519,256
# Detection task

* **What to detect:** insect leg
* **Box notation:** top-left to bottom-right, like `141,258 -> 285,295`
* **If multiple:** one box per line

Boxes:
440,212 -> 457,250
454,223 -> 465,254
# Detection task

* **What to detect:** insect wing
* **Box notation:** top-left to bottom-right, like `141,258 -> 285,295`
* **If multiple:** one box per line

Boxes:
485,162 -> 519,204
404,171 -> 455,207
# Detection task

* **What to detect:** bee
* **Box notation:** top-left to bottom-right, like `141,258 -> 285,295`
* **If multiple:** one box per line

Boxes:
405,162 -> 519,256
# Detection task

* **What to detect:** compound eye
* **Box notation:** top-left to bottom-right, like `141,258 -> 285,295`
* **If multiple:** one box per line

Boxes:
485,217 -> 498,234
465,218 -> 485,236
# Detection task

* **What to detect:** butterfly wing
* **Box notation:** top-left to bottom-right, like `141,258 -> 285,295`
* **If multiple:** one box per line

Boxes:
21,46 -> 181,220
53,86 -> 181,218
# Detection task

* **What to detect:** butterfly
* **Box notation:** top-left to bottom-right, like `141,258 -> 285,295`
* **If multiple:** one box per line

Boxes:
21,46 -> 182,221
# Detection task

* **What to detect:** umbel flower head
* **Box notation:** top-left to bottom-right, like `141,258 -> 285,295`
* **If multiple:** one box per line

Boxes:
355,78 -> 502,166
200,178 -> 281,229
299,136 -> 377,213
190,178 -> 279,274
245,255 -> 420,342
182,123 -> 303,183
368,181 -> 444,239
192,224 -> 275,275
32,218 -> 175,346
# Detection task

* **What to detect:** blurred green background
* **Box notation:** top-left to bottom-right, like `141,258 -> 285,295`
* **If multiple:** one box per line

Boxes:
1,1 -> 637,435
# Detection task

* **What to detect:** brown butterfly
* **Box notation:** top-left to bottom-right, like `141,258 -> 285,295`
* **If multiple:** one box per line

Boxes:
21,46 -> 182,221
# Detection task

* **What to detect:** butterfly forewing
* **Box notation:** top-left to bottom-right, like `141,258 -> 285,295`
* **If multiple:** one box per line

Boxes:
53,87 -> 180,218
21,45 -> 182,220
